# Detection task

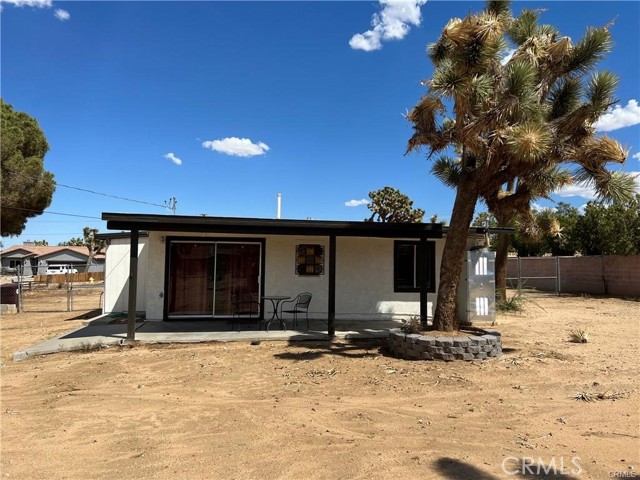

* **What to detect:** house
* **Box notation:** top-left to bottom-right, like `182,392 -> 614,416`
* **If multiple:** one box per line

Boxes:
102,212 -> 508,338
0,243 -> 105,275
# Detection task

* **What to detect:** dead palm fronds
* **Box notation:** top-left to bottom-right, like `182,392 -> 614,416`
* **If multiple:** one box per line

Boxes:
574,390 -> 629,402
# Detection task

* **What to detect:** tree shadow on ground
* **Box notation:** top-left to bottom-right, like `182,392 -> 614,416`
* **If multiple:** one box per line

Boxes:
433,457 -> 582,480
273,339 -> 384,361
433,457 -> 500,480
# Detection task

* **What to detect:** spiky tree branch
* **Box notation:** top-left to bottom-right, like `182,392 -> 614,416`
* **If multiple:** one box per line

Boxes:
406,0 -> 631,330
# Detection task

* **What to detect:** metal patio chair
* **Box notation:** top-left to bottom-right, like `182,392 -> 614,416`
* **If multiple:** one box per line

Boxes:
280,292 -> 312,329
231,293 -> 260,330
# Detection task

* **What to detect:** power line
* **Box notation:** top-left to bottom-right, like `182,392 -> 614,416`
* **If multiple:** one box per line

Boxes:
56,182 -> 166,209
18,220 -> 88,223
4,169 -> 167,209
2,206 -> 101,220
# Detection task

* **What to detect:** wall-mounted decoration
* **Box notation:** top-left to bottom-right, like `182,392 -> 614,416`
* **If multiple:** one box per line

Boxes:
296,244 -> 324,275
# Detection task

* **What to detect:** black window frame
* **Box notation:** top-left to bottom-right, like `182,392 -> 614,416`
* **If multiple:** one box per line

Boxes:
393,240 -> 436,293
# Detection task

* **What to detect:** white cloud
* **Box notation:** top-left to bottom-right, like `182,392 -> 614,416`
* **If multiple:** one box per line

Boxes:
345,198 -> 369,207
632,172 -> 640,192
163,152 -> 183,166
500,48 -> 516,66
555,172 -> 640,200
0,0 -> 52,7
632,152 -> 640,160
202,137 -> 269,157
54,8 -> 69,21
349,0 -> 427,52
594,99 -> 640,132
1,1 -> 70,21
555,183 -> 600,201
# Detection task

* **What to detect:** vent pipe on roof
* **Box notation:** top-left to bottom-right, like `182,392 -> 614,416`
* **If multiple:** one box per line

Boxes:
277,193 -> 282,219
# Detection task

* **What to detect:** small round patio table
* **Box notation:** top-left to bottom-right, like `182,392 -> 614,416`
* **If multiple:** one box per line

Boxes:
262,296 -> 290,331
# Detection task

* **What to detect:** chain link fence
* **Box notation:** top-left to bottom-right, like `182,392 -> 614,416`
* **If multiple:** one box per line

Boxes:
15,271 -> 104,313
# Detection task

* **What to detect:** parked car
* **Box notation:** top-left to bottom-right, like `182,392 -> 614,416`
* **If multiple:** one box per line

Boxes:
46,265 -> 79,275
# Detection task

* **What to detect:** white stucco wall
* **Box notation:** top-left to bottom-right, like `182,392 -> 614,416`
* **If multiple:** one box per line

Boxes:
144,231 -> 166,320
263,235 -> 329,318
335,237 -> 444,320
103,237 -> 148,314
106,231 -> 465,322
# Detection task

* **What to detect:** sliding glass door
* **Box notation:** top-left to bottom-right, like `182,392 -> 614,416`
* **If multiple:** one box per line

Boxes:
167,243 -> 214,316
167,240 -> 261,318
214,243 -> 261,316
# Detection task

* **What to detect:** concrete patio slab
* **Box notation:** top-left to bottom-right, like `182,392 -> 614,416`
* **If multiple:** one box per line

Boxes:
12,317 -> 403,361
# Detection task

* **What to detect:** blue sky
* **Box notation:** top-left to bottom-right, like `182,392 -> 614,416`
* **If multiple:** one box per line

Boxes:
2,0 -> 639,247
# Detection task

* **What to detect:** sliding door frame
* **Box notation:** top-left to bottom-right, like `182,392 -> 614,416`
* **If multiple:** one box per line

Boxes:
163,236 -> 266,320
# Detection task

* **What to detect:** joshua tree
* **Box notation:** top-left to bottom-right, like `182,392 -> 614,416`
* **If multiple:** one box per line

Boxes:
83,227 -> 105,271
365,186 -> 425,223
437,162 -> 575,301
407,0 -> 634,330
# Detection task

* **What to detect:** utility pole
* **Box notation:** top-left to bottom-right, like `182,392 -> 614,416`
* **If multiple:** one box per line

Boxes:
165,197 -> 177,215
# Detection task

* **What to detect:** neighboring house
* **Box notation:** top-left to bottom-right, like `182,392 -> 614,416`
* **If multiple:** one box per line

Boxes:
0,243 -> 105,275
101,213 -> 508,328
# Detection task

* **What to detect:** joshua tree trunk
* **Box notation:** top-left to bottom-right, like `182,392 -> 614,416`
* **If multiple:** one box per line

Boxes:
494,232 -> 511,302
490,208 -> 516,303
433,172 -> 478,331
86,250 -> 94,273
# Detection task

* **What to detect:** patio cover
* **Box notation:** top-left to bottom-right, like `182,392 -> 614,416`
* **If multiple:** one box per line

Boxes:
102,212 -> 512,340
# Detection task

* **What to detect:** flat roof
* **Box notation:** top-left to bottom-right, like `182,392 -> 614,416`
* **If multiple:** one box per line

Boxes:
95,231 -> 149,241
102,212 -> 514,239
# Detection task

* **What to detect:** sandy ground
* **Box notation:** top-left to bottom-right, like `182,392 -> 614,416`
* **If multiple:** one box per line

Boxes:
1,292 -> 638,479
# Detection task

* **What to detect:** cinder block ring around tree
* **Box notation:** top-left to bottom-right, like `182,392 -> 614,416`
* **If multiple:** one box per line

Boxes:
387,328 -> 502,361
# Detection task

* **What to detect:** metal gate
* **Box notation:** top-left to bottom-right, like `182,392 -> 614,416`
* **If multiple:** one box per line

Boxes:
506,256 -> 559,295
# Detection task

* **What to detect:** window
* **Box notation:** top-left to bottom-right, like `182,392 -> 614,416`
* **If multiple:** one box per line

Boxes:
296,244 -> 324,275
394,240 -> 435,293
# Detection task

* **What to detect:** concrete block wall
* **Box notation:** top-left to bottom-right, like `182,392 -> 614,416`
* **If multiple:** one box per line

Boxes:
507,255 -> 640,297
558,256 -> 605,295
602,256 -> 640,297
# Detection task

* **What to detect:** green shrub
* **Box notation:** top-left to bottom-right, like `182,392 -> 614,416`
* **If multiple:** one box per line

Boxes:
496,288 -> 527,313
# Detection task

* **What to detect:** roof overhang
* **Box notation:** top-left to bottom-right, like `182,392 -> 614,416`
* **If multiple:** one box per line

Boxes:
95,231 -> 149,241
102,213 -> 446,238
0,249 -> 37,258
102,213 -> 514,239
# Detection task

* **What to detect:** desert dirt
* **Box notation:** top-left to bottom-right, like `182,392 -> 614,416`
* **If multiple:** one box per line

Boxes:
1,291 -> 638,479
